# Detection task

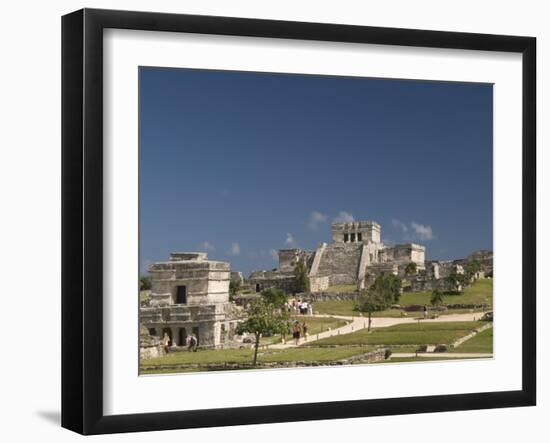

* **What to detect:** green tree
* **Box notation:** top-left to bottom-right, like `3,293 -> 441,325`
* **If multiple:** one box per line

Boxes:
261,288 -> 287,307
370,273 -> 402,304
464,259 -> 482,281
445,272 -> 467,293
236,299 -> 289,366
139,276 -> 152,291
430,288 -> 443,307
293,258 -> 310,293
404,262 -> 417,276
355,273 -> 402,330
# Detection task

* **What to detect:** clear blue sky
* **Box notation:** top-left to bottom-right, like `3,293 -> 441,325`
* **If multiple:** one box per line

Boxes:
139,67 -> 493,276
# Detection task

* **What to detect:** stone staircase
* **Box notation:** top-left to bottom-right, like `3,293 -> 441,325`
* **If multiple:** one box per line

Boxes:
309,242 -> 327,277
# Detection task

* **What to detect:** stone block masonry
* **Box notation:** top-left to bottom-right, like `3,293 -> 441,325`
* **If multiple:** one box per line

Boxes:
140,252 -> 240,349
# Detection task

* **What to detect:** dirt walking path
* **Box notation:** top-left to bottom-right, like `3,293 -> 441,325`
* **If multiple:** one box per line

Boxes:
269,312 -> 484,350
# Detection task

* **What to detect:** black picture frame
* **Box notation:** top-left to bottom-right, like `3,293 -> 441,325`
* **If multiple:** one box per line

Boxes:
61,8 -> 536,435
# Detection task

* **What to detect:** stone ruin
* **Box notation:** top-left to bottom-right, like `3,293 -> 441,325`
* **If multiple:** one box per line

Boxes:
139,324 -> 163,360
139,222 -> 493,357
140,252 -> 241,351
404,249 -> 493,293
249,220 -> 427,293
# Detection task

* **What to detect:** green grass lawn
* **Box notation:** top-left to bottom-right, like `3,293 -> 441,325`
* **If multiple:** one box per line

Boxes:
312,321 -> 484,346
260,315 -> 348,345
314,300 -> 357,316
400,278 -> 493,306
449,326 -> 493,353
141,346 -> 372,371
313,279 -> 493,317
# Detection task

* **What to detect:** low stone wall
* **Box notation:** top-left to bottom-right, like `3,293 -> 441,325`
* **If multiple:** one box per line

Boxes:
335,348 -> 388,365
450,322 -> 493,348
140,344 -> 164,360
141,348 -> 389,372
304,292 -> 359,302
445,303 -> 490,310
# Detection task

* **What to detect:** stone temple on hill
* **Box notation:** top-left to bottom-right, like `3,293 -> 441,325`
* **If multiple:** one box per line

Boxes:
249,220 -> 427,293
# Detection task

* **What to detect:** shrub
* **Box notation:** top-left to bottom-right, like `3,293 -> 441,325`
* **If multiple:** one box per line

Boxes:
417,345 -> 428,352
139,276 -> 152,290
481,311 -> 494,322
384,349 -> 392,359
434,344 -> 448,353
404,304 -> 423,312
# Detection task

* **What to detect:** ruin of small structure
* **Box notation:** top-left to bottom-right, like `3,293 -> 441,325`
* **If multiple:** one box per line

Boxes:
140,252 -> 240,349
249,220 -> 427,293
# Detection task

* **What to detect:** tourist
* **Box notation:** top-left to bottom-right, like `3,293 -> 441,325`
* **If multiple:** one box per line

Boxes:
162,332 -> 171,354
293,321 -> 301,345
423,305 -> 428,319
185,334 -> 192,351
189,334 -> 198,352
302,322 -> 308,340
307,302 -> 313,316
185,334 -> 198,352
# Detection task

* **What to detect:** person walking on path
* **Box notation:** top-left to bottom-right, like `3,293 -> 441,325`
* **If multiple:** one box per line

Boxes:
292,321 -> 301,345
162,332 -> 171,354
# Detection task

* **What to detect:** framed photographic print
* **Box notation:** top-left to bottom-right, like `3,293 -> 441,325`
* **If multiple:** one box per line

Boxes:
61,8 -> 536,435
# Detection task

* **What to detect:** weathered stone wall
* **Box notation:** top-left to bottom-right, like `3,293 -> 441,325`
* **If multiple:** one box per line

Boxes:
455,250 -> 494,276
278,249 -> 313,271
381,243 -> 425,267
230,271 -> 244,285
248,270 -> 296,293
309,276 -> 330,293
433,261 -> 465,279
139,325 -> 164,360
149,258 -> 230,307
332,221 -> 381,244
316,243 -> 362,285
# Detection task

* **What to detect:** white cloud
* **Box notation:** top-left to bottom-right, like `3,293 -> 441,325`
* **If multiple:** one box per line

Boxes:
228,242 -> 241,256
307,211 -> 328,231
411,222 -> 435,240
269,249 -> 279,261
392,219 -> 409,234
198,241 -> 215,251
392,219 -> 435,241
285,232 -> 296,247
333,211 -> 355,223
